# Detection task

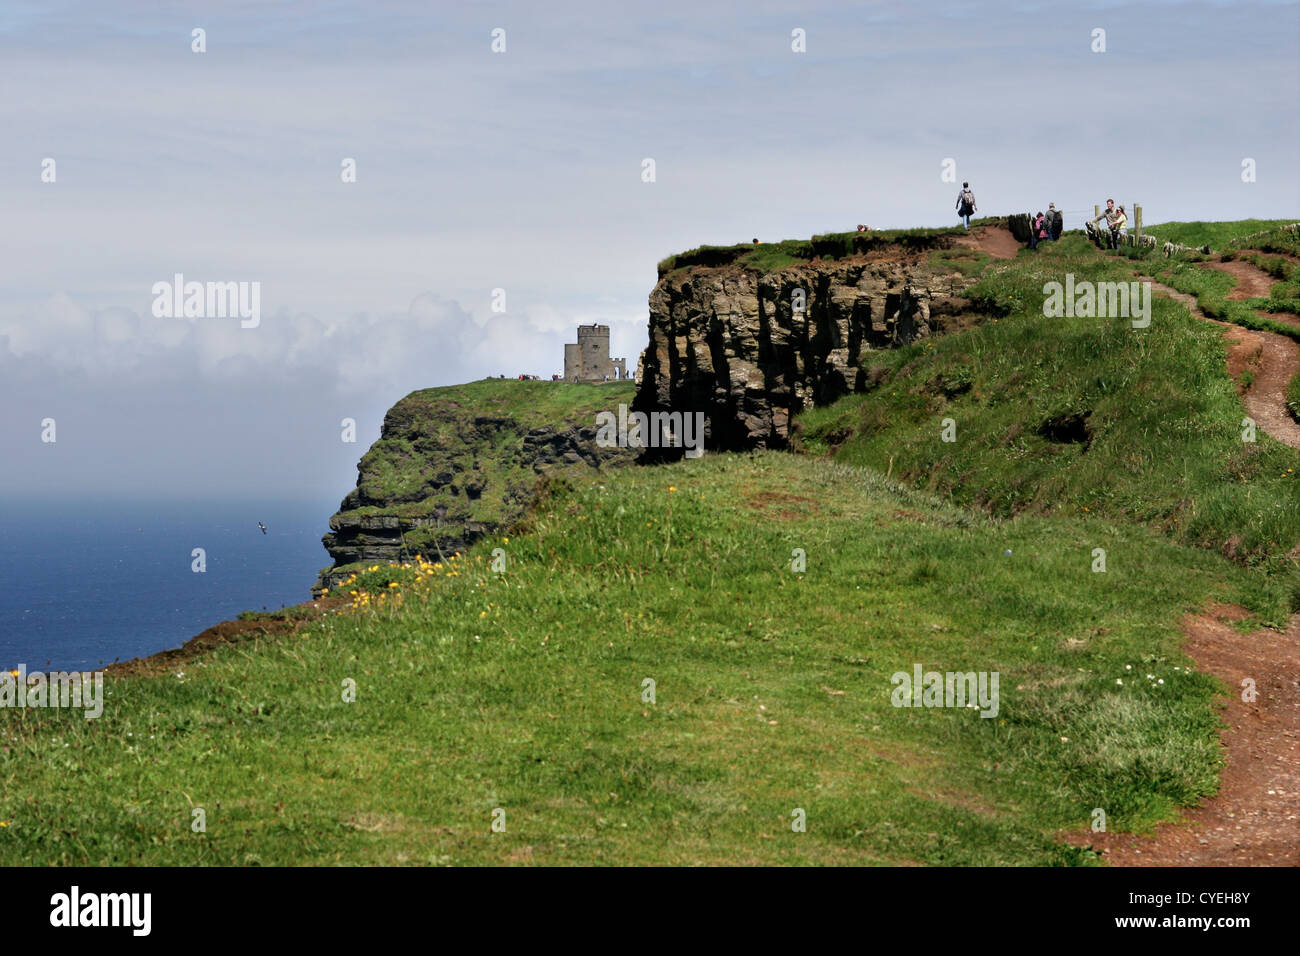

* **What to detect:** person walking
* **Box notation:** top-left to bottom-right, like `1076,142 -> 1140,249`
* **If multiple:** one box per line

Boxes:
956,182 -> 977,230
1048,203 -> 1063,241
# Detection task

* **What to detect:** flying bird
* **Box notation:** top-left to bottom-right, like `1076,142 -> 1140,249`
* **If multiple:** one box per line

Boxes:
258,522 -> 267,535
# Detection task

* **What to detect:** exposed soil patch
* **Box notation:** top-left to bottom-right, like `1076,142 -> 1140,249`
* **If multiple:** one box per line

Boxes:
1069,605 -> 1300,866
952,225 -> 1020,260
1260,312 -> 1300,332
743,490 -> 823,521
1203,258 -> 1276,300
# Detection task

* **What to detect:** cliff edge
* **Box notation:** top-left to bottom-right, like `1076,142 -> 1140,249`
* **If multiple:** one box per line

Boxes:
315,378 -> 636,592
632,224 -> 1009,453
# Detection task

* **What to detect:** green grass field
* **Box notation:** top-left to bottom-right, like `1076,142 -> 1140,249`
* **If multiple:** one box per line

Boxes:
0,452 -> 1283,865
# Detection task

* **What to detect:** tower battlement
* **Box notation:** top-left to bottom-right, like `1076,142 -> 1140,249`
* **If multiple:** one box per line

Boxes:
564,324 -> 626,382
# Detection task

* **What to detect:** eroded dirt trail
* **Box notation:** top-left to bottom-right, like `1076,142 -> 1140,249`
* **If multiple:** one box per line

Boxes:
1139,275 -> 1300,449
1198,258 -> 1300,332
1203,258 -> 1277,301
952,224 -> 1020,260
1079,607 -> 1300,866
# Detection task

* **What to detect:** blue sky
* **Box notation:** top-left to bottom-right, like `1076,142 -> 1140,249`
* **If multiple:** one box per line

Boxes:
1,0 -> 1297,501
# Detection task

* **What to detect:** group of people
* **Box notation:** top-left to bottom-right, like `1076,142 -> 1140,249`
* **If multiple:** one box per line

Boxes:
1086,198 -> 1128,249
1029,204 -> 1064,248
956,184 -> 1131,252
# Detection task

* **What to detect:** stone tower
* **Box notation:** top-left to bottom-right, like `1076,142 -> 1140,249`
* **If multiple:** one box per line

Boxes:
564,324 -> 626,381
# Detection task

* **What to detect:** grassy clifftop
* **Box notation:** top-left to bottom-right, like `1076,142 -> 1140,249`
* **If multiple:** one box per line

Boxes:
318,378 -> 635,586
3,221 -> 1297,866
656,218 -> 1005,277
340,378 -> 634,519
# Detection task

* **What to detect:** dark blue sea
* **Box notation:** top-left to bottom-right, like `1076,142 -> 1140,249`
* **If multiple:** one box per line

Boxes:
0,500 -> 337,672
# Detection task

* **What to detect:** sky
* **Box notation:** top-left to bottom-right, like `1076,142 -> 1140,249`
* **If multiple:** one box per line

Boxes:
1,0 -> 1297,503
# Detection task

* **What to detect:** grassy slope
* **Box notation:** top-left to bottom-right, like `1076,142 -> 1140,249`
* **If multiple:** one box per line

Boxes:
0,453 -> 1278,865
799,235 -> 1300,581
3,224 -> 1297,866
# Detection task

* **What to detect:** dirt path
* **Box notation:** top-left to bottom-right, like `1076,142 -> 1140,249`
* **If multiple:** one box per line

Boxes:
1196,258 -> 1300,333
1077,606 -> 1300,866
1202,258 -> 1276,300
1138,275 -> 1300,448
953,224 -> 1020,260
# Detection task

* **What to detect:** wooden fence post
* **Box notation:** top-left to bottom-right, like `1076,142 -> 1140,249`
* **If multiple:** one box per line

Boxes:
1135,204 -> 1143,240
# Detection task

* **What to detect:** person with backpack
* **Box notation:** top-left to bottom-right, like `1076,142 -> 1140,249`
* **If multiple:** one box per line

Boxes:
1030,212 -> 1049,249
1048,203 -> 1063,240
956,182 -> 977,230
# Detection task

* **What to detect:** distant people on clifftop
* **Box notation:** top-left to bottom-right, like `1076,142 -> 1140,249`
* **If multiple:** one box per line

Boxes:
1048,203 -> 1063,240
956,182 -> 977,230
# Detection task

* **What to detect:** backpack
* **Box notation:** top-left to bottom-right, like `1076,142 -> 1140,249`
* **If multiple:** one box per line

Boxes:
960,189 -> 975,209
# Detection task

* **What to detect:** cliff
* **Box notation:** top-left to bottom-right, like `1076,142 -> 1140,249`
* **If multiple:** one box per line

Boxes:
315,378 -> 636,591
632,226 -> 1002,453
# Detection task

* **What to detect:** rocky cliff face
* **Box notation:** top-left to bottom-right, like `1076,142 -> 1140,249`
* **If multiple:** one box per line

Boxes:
316,380 -> 636,592
633,237 -> 989,453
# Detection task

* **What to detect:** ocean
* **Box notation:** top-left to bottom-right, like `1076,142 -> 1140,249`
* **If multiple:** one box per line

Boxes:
0,499 -> 337,672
